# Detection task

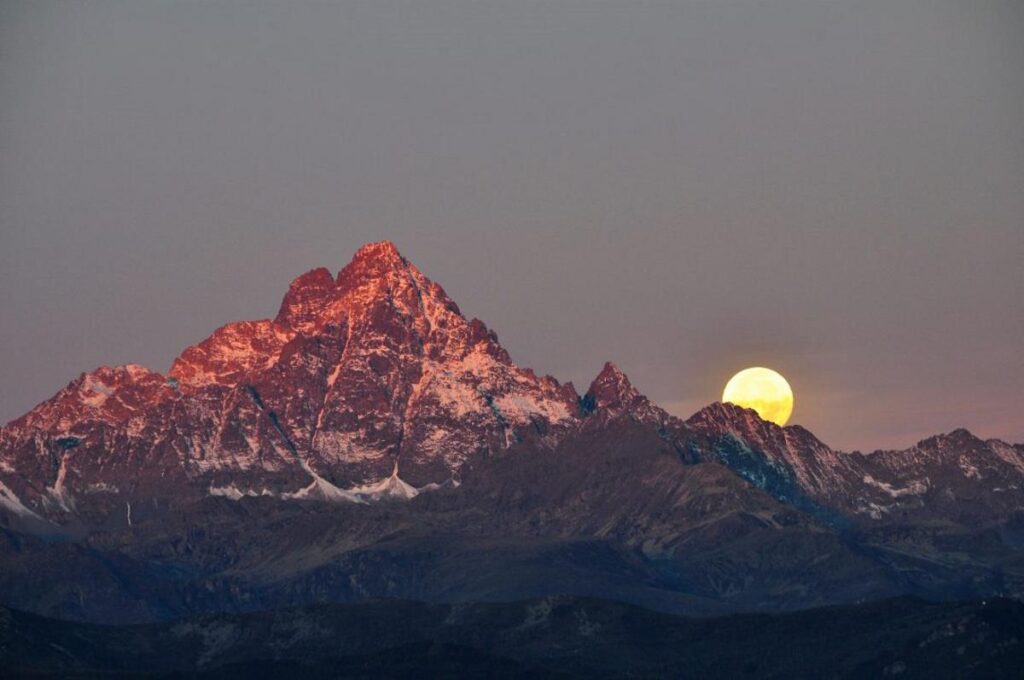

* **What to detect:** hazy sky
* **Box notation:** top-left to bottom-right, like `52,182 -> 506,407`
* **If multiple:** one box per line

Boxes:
1,1 -> 1021,450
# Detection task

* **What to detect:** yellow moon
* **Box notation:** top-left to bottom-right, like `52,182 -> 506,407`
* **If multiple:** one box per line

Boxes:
722,367 -> 794,426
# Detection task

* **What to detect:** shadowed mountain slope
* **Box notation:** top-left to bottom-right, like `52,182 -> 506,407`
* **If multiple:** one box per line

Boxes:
3,596 -> 1023,679
1,242 -> 1023,626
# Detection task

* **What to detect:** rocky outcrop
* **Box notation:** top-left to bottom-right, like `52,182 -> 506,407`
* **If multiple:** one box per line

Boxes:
0,242 -> 581,518
1,241 -> 1021,533
2,241 -> 1024,626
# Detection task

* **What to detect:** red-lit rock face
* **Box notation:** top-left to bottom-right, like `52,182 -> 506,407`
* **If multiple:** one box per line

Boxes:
0,242 -> 583,517
1,241 -> 1022,529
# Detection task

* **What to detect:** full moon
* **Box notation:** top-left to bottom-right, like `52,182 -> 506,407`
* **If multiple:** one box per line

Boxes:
722,367 -> 794,426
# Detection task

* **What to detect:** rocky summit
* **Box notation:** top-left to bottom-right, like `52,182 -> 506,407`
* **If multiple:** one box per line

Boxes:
1,241 -> 581,517
1,242 -> 1023,627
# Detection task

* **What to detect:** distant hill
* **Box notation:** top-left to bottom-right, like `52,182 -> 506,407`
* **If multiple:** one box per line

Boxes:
4,596 -> 1024,679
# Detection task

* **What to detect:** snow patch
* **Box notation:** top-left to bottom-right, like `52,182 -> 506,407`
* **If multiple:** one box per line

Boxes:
209,485 -> 253,500
124,364 -> 151,379
858,500 -> 891,520
81,375 -> 114,408
0,480 -> 41,519
282,462 -> 424,504
958,457 -> 981,479
494,392 -> 571,424
326,362 -> 343,388
346,462 -> 420,501
45,457 -> 74,511
282,474 -> 363,504
209,484 -> 277,500
209,463 -> 451,505
862,474 -> 928,498
990,441 -> 1024,474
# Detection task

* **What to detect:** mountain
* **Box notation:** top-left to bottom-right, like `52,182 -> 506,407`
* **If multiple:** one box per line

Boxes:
0,241 -> 580,520
685,402 -> 1024,526
4,596 -> 1024,679
1,241 -> 1023,626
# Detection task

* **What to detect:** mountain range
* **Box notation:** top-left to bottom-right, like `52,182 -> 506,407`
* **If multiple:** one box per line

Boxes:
1,241 -> 1023,637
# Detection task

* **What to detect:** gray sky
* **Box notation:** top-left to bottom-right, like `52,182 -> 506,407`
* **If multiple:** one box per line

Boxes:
1,1 -> 1022,451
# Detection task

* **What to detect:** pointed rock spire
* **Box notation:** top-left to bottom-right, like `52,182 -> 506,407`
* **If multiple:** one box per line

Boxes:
686,401 -> 766,431
685,401 -> 827,452
917,428 -> 981,449
275,267 -> 339,331
338,240 -> 409,285
351,240 -> 404,264
582,362 -> 649,416
586,362 -> 634,406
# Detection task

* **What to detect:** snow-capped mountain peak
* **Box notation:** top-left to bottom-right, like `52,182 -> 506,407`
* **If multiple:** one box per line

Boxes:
0,242 -> 583,517
1,242 -> 1021,533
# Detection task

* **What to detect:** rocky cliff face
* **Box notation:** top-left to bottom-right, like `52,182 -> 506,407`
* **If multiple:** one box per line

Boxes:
0,242 -> 581,519
2,241 -> 1024,624
0,241 -> 1021,533
681,402 -> 1024,526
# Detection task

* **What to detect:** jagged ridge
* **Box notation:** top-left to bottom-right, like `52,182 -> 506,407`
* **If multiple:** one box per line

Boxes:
0,241 -> 1021,532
